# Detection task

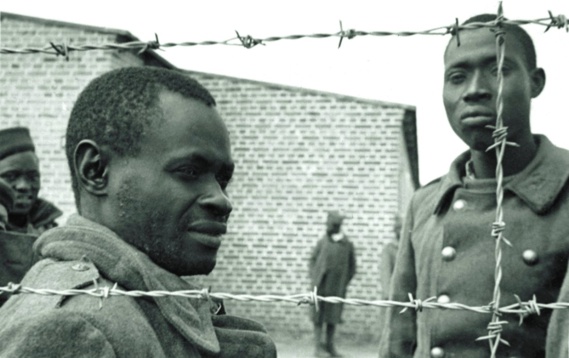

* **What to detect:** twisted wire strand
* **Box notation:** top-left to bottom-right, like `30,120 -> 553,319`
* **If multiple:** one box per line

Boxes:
0,16 -> 566,55
486,6 -> 509,357
3,283 -> 569,315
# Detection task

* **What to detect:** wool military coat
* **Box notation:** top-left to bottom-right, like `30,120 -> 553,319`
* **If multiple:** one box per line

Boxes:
379,136 -> 569,358
0,215 -> 276,357
309,234 -> 356,324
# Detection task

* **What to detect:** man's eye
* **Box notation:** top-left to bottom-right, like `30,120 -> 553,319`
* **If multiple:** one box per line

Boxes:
177,167 -> 198,177
491,66 -> 511,76
0,172 -> 18,182
27,173 -> 40,182
447,72 -> 466,84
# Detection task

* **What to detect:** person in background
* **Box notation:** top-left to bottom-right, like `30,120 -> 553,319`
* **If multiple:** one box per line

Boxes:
0,177 -> 37,307
380,14 -> 569,357
0,127 -> 62,234
0,178 -> 15,231
379,215 -> 402,301
0,67 -> 276,357
310,210 -> 357,357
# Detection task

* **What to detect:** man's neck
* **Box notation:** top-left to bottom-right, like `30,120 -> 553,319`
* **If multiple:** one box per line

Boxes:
469,136 -> 538,179
8,213 -> 30,229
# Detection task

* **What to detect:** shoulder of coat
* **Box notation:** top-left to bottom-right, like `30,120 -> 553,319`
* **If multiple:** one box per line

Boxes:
27,258 -> 100,287
15,258 -> 101,307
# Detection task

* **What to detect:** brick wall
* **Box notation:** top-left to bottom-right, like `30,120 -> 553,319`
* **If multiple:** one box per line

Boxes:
186,72 -> 413,340
0,14 -> 142,223
1,13 -> 416,342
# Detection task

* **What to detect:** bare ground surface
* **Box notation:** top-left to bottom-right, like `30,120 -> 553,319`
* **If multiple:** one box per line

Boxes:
273,332 -> 379,358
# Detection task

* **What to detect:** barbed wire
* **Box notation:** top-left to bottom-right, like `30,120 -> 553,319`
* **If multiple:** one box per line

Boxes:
481,3 -> 510,354
0,283 -> 563,316
0,13 -> 567,58
2,4 -> 568,357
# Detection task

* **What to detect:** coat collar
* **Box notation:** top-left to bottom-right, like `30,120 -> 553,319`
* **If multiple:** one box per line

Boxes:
6,197 -> 62,233
34,214 -> 220,355
434,135 -> 569,215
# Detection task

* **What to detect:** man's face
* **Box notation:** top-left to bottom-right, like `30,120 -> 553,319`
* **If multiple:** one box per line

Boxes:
0,152 -> 40,215
105,91 -> 234,276
443,28 -> 542,151
326,218 -> 343,235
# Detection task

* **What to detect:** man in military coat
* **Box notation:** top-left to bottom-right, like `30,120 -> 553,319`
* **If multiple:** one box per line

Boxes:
380,14 -> 569,357
310,210 -> 356,357
0,67 -> 276,357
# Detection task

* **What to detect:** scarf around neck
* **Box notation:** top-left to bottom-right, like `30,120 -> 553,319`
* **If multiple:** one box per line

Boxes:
34,214 -> 220,355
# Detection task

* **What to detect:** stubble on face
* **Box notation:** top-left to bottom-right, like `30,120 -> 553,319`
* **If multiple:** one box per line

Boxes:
115,175 -> 219,275
116,177 -> 185,270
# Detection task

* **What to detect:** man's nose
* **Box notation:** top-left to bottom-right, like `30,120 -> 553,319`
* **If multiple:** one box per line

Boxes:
12,177 -> 32,192
199,182 -> 233,218
463,71 -> 492,103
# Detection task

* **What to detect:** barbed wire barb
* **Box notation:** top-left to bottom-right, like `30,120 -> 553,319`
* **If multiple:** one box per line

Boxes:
449,18 -> 461,47
545,11 -> 568,32
138,33 -> 161,55
49,41 -> 70,61
338,20 -> 356,49
234,30 -> 264,49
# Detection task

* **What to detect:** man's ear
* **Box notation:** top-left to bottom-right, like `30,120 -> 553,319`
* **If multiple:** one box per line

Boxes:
530,67 -> 546,98
73,140 -> 109,196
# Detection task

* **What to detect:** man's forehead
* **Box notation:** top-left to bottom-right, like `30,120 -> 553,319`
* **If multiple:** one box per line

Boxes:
445,28 -> 527,65
0,151 -> 39,171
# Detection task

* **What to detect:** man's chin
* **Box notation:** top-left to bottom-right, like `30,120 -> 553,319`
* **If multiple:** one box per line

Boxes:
166,258 -> 217,277
10,207 -> 32,216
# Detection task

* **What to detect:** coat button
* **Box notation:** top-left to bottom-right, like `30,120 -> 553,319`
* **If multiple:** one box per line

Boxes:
441,246 -> 456,261
430,346 -> 445,357
72,263 -> 90,271
437,295 -> 450,304
453,199 -> 466,211
522,250 -> 539,266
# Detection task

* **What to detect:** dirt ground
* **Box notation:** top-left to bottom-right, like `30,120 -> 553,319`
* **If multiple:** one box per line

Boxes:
273,332 -> 379,358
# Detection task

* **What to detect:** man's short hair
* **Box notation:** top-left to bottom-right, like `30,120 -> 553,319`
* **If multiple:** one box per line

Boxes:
448,14 -> 537,70
66,66 -> 217,203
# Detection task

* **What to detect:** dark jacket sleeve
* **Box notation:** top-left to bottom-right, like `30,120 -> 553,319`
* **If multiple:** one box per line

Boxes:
379,240 -> 398,300
378,202 -> 417,357
546,259 -> 569,357
309,238 -> 323,285
348,241 -> 356,283
211,315 -> 277,358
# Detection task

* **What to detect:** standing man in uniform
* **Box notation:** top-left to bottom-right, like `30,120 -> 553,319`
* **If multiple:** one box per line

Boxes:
310,210 -> 356,357
0,127 -> 62,234
0,67 -> 276,357
380,14 -> 569,357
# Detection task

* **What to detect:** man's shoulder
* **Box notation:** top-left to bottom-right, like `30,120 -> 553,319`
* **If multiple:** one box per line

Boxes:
412,175 -> 446,203
0,258 -> 164,356
2,257 -> 142,324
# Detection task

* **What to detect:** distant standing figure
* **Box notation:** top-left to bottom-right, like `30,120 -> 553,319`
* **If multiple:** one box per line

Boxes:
309,210 -> 357,357
0,127 -> 62,235
379,215 -> 402,300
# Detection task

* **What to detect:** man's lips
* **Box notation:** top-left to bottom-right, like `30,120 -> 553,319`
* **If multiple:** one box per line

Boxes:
14,197 -> 33,207
460,111 -> 495,126
187,221 -> 227,249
